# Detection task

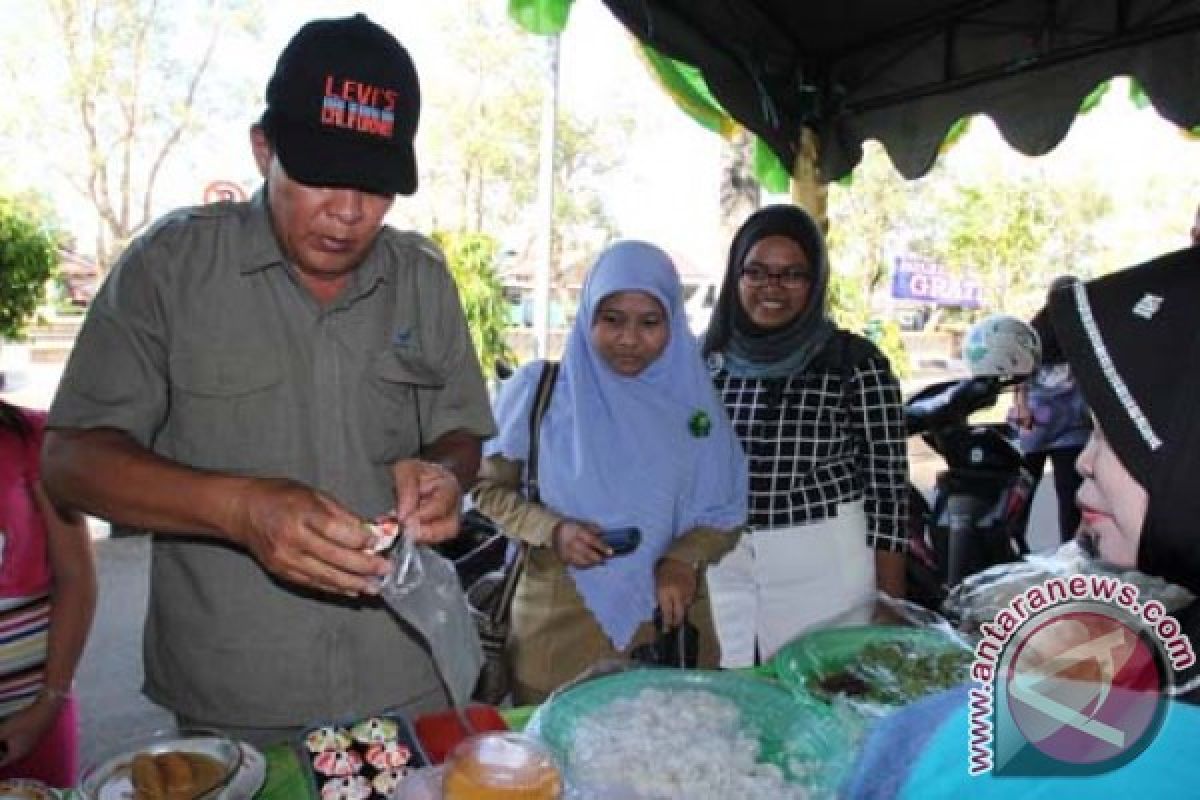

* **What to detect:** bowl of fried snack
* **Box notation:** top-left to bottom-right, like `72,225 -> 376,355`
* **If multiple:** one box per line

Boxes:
78,727 -> 244,800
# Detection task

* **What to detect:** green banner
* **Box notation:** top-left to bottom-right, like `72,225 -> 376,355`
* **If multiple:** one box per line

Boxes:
638,45 -> 734,137
508,2 -> 792,189
640,45 -> 790,191
508,0 -> 575,36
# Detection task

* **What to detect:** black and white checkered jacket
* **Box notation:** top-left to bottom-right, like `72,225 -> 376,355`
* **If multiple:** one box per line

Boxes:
711,332 -> 909,552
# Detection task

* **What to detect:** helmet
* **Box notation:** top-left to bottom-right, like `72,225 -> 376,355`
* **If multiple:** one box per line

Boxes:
962,314 -> 1041,378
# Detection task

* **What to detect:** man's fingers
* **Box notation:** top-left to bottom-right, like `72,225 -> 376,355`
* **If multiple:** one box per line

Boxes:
305,528 -> 392,577
284,552 -> 383,597
409,515 -> 458,544
393,461 -> 421,521
662,600 -> 683,629
311,501 -> 376,550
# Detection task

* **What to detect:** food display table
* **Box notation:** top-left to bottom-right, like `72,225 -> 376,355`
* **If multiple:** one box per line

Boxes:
252,706 -> 536,799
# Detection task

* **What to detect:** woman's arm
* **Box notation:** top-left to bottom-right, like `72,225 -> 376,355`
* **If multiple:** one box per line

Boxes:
656,525 -> 744,626
38,477 -> 96,693
848,357 -> 910,599
0,481 -> 97,767
470,454 -> 563,547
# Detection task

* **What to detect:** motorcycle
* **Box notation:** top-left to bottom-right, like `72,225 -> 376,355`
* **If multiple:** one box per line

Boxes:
904,315 -> 1043,612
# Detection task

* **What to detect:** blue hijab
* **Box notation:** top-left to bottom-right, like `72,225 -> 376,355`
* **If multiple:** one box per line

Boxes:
486,241 -> 748,648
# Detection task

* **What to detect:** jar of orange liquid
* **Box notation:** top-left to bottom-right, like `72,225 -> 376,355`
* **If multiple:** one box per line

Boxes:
442,732 -> 563,799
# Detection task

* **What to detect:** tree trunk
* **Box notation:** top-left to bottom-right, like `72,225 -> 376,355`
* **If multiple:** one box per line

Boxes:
719,128 -> 760,245
791,127 -> 828,233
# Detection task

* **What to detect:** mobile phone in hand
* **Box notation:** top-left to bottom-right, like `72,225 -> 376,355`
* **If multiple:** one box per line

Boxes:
600,526 -> 641,556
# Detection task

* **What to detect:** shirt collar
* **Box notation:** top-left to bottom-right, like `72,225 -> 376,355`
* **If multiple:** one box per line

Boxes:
238,187 -> 391,296
239,188 -> 285,275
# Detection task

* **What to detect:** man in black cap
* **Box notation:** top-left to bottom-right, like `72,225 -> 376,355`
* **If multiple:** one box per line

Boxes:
41,15 -> 496,744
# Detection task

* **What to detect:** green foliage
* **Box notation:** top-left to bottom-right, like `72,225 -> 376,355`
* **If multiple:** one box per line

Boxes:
828,141 -> 1116,328
871,319 -> 911,378
828,273 -> 909,378
4,0 -> 262,269
424,0 -> 626,271
433,230 -> 515,380
0,195 -> 58,340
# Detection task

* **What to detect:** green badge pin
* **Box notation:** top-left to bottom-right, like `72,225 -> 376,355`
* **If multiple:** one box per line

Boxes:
689,410 -> 712,438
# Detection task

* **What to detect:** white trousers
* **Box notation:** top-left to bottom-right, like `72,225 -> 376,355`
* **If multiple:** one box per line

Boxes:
706,502 -> 876,667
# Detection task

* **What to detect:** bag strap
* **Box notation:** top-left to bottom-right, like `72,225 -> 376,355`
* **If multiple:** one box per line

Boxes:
525,360 -> 559,504
490,360 -> 559,625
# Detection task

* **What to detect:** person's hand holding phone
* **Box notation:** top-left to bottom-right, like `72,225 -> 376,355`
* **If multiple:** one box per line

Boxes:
599,526 -> 641,556
552,519 -> 609,567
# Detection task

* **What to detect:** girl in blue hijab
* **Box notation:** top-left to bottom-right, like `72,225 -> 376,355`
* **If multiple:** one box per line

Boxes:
471,240 -> 748,704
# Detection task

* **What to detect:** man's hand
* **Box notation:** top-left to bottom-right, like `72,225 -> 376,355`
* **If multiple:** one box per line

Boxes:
552,520 -> 609,568
392,459 -> 462,543
225,477 -> 390,597
655,559 -> 698,628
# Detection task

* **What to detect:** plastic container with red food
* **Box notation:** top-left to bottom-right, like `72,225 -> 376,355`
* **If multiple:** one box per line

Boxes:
412,704 -> 509,765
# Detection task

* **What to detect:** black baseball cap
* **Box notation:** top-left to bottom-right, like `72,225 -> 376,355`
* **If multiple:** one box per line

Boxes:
261,14 -> 419,196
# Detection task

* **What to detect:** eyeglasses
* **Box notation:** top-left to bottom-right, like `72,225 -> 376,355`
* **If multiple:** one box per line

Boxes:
738,265 -> 814,289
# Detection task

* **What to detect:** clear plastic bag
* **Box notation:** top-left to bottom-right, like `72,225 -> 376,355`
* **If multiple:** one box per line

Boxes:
379,522 -> 483,710
380,528 -> 424,598
943,540 -> 1195,637
387,765 -> 443,799
769,592 -> 975,722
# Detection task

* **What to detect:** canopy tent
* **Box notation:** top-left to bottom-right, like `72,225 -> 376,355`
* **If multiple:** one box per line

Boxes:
512,0 -> 1200,186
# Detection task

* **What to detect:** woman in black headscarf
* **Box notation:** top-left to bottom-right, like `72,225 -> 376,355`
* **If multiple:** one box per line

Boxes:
843,242 -> 1200,800
702,204 -> 909,667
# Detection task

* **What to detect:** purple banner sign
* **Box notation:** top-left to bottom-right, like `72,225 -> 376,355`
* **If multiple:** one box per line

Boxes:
890,255 -> 983,308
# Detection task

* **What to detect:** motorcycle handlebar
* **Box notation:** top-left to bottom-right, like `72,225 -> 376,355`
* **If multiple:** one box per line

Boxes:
904,374 -> 1022,435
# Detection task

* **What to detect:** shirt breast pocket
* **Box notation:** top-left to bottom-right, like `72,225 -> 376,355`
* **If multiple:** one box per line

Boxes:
166,351 -> 287,473
363,349 -> 446,465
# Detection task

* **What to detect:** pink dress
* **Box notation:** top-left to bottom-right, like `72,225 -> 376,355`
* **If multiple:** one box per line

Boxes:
0,408 -> 79,787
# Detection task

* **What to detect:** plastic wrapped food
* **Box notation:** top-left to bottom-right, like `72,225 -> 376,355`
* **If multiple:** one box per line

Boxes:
770,606 -> 974,721
525,667 -> 855,798
944,540 -> 1195,637
298,711 -> 426,800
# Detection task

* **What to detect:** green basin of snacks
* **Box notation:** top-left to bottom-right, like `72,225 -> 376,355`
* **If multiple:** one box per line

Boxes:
525,668 -> 851,793
771,625 -> 973,710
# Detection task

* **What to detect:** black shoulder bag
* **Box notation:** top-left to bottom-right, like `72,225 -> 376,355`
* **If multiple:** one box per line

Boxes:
468,360 -> 559,704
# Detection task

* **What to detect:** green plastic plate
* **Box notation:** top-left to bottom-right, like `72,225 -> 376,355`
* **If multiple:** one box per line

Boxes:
771,625 -> 969,705
526,668 -> 850,789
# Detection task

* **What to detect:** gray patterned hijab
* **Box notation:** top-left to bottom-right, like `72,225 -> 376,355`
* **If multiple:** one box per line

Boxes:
702,204 -> 836,378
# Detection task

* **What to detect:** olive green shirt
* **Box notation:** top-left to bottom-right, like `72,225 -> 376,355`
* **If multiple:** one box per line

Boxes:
48,193 -> 496,726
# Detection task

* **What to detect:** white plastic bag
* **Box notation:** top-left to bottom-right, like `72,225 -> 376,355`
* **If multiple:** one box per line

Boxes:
379,522 -> 483,709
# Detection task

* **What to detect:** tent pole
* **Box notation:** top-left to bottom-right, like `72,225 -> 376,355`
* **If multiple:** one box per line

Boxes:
533,34 -> 560,360
790,127 -> 828,233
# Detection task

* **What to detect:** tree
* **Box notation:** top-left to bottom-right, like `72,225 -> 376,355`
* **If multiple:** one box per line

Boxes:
921,169 -> 1112,318
828,144 -> 927,304
433,230 -> 515,380
418,2 -> 629,283
6,0 -> 260,270
718,128 -> 760,242
0,195 -> 59,340
827,142 -> 1116,326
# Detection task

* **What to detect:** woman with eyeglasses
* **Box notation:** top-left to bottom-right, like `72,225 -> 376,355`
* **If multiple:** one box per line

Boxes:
701,204 -> 909,667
